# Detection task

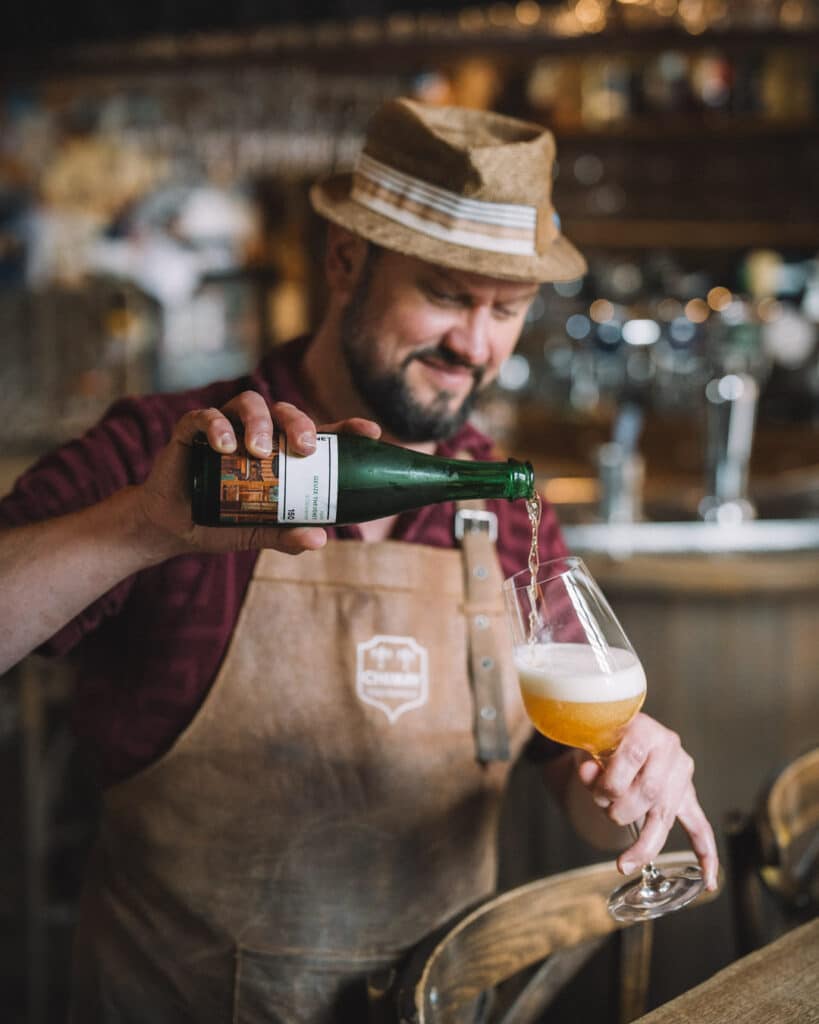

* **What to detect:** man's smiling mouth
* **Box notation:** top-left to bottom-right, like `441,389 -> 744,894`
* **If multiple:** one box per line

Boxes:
408,348 -> 484,385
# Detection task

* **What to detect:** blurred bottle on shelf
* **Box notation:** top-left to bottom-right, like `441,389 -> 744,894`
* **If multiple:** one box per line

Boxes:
580,57 -> 633,123
690,51 -> 734,111
641,51 -> 695,115
525,45 -> 816,127
728,54 -> 765,114
526,56 -> 584,127
761,48 -> 814,119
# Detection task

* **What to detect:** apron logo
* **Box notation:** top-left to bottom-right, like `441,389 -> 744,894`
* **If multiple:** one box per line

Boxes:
356,635 -> 429,724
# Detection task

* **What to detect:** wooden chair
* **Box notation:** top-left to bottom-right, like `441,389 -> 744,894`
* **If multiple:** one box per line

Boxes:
726,745 -> 819,956
370,851 -> 715,1024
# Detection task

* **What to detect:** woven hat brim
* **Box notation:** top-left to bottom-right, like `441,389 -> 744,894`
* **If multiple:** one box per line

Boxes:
310,173 -> 587,284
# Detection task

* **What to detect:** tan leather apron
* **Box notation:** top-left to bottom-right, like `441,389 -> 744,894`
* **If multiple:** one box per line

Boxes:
70,533 -> 531,1023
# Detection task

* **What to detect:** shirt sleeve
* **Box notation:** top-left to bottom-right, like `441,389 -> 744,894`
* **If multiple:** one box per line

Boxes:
0,395 -> 179,656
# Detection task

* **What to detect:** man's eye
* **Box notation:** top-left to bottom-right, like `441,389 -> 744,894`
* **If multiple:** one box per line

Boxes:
425,284 -> 460,304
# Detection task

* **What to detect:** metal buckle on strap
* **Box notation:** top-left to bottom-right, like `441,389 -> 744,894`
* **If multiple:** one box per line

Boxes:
455,508 -> 498,543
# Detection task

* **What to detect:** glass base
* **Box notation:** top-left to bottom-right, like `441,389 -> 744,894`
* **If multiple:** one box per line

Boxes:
608,863 -> 705,922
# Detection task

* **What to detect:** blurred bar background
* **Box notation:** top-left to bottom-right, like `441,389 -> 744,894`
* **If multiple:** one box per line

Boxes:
1,1 -> 818,1021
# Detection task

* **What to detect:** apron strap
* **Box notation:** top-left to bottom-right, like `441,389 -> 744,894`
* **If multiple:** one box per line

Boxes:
456,499 -> 511,763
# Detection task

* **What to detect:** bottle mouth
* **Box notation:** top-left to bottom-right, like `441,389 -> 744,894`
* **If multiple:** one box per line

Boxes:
507,458 -> 535,499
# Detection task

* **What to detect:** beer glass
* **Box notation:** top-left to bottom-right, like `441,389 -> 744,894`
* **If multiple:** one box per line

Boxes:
503,556 -> 705,921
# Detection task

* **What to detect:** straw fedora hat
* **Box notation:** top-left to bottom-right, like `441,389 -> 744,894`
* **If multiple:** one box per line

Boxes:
310,96 -> 586,284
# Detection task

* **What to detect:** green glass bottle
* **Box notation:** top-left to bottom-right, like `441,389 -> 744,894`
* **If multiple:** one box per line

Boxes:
190,431 -> 533,527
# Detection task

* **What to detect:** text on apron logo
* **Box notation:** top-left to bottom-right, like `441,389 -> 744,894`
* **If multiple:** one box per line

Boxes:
356,635 -> 429,724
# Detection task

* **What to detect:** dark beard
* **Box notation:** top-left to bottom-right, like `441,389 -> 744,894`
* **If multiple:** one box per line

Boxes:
339,250 -> 484,442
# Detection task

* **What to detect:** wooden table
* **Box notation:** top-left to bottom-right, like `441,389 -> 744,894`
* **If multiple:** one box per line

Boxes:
634,917 -> 819,1023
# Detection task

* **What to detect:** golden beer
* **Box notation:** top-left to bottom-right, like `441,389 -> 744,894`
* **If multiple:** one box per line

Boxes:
514,642 -> 646,757
521,689 -> 645,757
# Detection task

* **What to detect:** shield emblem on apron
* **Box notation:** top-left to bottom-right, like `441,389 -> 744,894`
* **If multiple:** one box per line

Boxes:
356,634 -> 429,724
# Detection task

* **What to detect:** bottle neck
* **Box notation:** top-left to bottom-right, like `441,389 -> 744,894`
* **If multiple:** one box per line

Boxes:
438,454 -> 534,501
509,460 -> 535,501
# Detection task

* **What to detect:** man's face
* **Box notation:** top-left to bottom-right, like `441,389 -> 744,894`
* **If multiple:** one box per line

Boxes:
339,248 -> 538,442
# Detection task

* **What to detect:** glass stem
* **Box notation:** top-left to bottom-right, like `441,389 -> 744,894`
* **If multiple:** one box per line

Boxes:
626,821 -> 665,892
594,754 -> 667,892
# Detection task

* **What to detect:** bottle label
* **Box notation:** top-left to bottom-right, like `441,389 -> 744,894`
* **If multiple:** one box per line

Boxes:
279,433 -> 339,524
216,433 -> 339,525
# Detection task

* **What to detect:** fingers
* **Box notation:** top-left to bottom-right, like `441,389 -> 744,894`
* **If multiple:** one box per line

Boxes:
175,395 -> 319,460
246,525 -> 327,555
274,405 -> 381,454
321,417 -> 382,439
617,785 -> 720,891
254,403 -> 381,455
601,723 -> 691,828
176,394 -> 382,463
172,392 -> 276,459
173,406 -> 237,452
188,523 -> 328,556
586,714 -> 720,886
677,789 -> 720,891
575,753 -> 602,787
270,401 -> 319,457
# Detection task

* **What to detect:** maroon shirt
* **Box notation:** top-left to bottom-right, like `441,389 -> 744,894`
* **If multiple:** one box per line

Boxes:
0,337 -> 567,784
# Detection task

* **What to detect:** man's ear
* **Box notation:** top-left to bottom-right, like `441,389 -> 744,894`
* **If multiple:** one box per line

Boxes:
325,224 -> 370,298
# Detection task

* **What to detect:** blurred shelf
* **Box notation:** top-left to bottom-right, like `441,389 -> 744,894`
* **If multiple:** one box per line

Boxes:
5,24 -> 819,77
553,116 -> 819,141
561,218 -> 819,250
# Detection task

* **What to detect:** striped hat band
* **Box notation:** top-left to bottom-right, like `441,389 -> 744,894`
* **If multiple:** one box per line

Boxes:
351,153 -> 539,257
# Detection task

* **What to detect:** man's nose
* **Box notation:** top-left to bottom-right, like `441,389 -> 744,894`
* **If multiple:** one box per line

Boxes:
443,308 -> 491,367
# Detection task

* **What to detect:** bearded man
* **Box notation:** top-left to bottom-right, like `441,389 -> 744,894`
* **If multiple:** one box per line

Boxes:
0,98 -> 717,1023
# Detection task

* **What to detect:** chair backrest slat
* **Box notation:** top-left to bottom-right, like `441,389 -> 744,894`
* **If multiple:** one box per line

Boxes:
403,852 -> 709,1024
498,936 -> 606,1024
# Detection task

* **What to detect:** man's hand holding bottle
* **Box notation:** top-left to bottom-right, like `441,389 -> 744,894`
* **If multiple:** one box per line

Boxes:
135,391 -> 382,560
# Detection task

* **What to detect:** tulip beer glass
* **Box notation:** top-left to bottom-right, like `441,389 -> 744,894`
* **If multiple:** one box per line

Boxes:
503,556 -> 705,921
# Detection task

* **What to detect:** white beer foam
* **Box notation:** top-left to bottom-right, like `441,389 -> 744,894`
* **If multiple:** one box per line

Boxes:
515,642 -> 646,703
